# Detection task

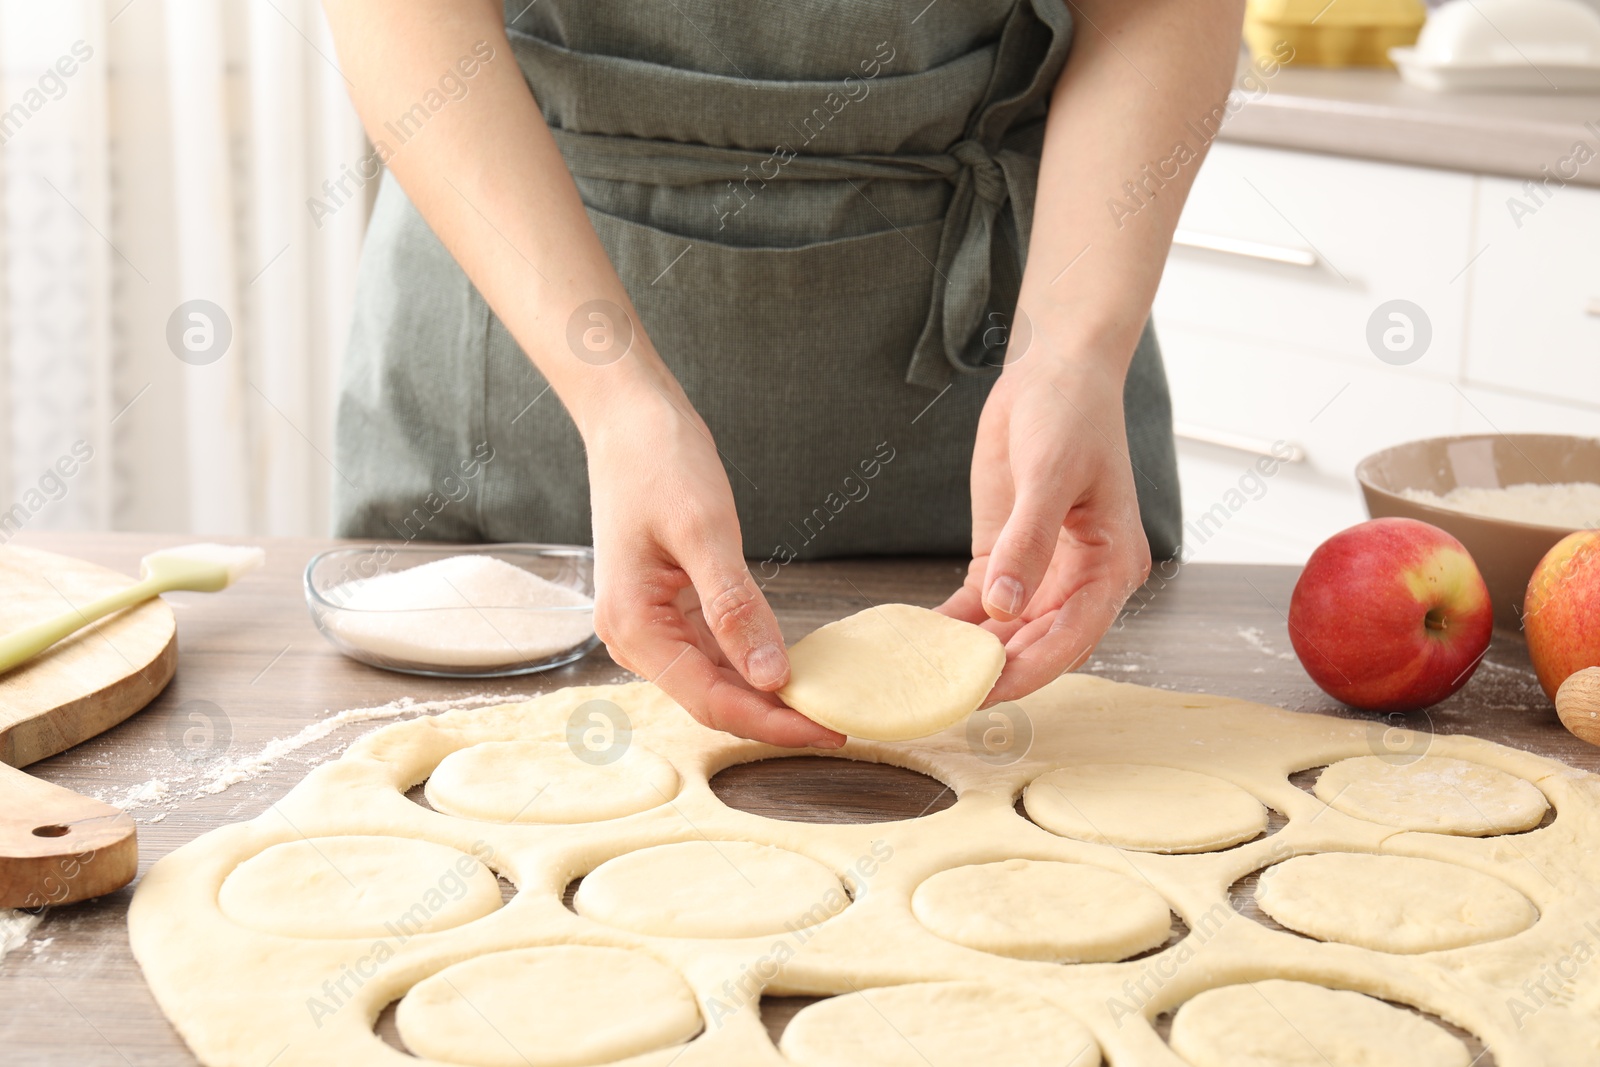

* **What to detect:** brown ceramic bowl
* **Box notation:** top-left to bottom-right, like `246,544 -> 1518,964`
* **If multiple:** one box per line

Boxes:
1357,434 -> 1600,631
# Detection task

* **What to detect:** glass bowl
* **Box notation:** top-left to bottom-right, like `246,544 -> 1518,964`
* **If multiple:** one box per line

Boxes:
304,543 -> 599,677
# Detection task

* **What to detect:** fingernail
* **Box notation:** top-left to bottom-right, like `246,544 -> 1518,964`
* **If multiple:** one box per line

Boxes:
747,643 -> 788,689
809,735 -> 846,749
985,576 -> 1025,618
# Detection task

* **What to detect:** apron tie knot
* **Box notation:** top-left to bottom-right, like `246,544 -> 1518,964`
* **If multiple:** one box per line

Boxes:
901,138 -> 1023,390
950,139 -> 1007,206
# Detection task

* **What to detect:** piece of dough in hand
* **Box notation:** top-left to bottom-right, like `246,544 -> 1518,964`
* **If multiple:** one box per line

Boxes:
777,604 -> 1005,741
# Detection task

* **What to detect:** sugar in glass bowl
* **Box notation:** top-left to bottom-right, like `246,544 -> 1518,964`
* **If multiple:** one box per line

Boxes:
304,544 -> 598,677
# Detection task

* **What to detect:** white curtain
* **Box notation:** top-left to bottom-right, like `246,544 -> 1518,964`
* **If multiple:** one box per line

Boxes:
0,0 -> 367,538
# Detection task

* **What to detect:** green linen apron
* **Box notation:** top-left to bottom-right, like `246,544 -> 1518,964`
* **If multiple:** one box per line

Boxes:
332,0 -> 1183,563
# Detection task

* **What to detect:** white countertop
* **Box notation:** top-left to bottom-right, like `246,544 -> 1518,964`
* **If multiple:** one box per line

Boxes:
1220,64 -> 1599,186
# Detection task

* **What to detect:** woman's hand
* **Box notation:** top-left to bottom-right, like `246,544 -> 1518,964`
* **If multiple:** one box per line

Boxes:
587,388 -> 845,749
933,0 -> 1243,704
938,353 -> 1152,705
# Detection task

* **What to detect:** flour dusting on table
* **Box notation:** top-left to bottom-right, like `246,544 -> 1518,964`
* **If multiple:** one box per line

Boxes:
0,908 -> 42,962
1236,626 -> 1296,660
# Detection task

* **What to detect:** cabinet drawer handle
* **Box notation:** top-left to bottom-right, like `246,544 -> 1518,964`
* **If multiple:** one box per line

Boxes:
1175,422 -> 1305,463
1586,298 -> 1600,317
1172,229 -> 1318,268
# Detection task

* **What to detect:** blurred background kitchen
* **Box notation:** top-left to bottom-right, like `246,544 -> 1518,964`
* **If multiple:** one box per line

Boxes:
0,0 -> 1594,559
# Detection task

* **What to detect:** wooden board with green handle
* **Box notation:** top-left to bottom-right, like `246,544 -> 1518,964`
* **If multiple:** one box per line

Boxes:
0,544 -> 176,908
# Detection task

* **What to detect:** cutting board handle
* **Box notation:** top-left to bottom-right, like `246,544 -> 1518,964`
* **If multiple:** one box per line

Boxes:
0,762 -> 137,909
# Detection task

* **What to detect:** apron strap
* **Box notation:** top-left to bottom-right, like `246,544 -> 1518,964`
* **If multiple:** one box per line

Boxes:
907,0 -> 1072,390
549,130 -> 964,187
904,140 -> 1037,391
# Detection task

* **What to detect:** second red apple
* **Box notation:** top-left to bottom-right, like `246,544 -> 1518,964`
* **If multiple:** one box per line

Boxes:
1288,517 -> 1493,712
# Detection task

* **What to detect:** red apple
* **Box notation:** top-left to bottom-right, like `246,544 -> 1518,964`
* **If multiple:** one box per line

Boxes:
1524,530 -> 1600,702
1288,517 -> 1493,711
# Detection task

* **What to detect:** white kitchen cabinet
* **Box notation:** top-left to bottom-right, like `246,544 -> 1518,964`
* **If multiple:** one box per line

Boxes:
1157,322 -> 1462,563
1463,178 -> 1600,409
1154,143 -> 1596,564
1155,142 -> 1475,381
1173,449 -> 1357,563
1454,384 -> 1600,440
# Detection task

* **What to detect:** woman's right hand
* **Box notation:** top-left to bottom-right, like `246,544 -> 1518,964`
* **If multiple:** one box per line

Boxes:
586,388 -> 845,749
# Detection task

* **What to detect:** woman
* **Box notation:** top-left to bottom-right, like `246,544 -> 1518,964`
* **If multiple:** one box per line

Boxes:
323,0 -> 1245,748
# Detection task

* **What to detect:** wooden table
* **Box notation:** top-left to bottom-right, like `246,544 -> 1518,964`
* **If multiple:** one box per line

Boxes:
0,532 -> 1582,1066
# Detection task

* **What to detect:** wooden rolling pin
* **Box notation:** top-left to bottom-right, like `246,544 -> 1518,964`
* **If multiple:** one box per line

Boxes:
1557,668 -> 1600,748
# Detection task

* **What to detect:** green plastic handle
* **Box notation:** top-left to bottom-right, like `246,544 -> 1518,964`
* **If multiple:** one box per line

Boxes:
0,576 -> 161,675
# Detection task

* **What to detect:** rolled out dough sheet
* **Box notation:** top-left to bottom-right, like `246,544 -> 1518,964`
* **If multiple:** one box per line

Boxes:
129,675 -> 1600,1067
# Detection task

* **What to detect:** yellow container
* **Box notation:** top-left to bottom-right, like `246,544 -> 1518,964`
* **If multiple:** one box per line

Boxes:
1245,0 -> 1426,67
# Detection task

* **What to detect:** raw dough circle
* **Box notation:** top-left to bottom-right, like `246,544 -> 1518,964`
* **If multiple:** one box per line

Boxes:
574,840 -> 847,938
1024,763 -> 1268,853
780,981 -> 1101,1067
911,858 -> 1171,962
218,836 -> 502,939
424,740 -> 680,823
1169,979 -> 1470,1067
395,945 -> 701,1067
1314,755 -> 1549,836
777,603 -> 1005,741
1256,852 -> 1537,953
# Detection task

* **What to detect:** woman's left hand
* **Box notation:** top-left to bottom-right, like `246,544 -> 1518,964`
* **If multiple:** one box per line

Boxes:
937,349 -> 1153,706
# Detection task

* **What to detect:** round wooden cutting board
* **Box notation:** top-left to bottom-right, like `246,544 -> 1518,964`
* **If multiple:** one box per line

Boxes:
0,543 -> 176,769
0,544 -> 176,908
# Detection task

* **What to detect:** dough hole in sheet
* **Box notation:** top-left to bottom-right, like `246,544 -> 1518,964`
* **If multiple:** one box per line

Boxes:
218,836 -> 502,939
1287,765 -> 1324,793
777,603 -> 1005,741
1023,763 -> 1269,853
761,994 -> 825,1046
395,945 -> 701,1067
1314,755 -> 1549,836
779,981 -> 1100,1067
424,740 -> 680,824
573,840 -> 847,938
710,755 -> 954,824
1255,852 -> 1537,953
911,858 -> 1171,963
1168,979 -> 1471,1067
